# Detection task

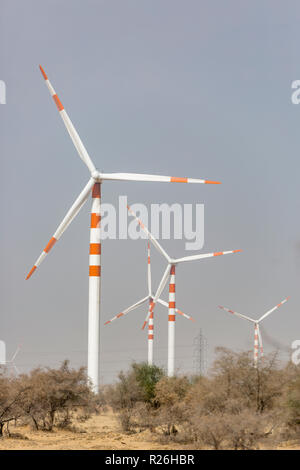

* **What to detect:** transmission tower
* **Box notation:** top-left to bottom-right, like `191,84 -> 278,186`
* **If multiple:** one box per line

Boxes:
193,329 -> 208,376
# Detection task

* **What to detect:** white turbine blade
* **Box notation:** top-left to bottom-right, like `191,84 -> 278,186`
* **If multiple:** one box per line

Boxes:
11,345 -> 21,362
175,249 -> 242,264
142,264 -> 170,329
258,297 -> 290,323
157,298 -> 195,321
13,365 -> 20,376
257,324 -> 264,357
100,172 -> 221,184
218,305 -> 255,323
147,240 -> 152,297
26,178 -> 94,279
157,298 -> 168,308
104,296 -> 149,325
39,66 -> 96,175
127,204 -> 170,262
152,265 -> 171,304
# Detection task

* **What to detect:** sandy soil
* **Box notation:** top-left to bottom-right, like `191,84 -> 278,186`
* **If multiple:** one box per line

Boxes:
0,410 -> 183,450
0,410 -> 299,450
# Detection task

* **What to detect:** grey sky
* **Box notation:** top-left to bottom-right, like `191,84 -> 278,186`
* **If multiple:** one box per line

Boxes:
1,0 -> 299,383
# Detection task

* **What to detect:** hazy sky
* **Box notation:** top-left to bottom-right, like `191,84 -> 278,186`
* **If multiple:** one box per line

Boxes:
1,1 -> 299,383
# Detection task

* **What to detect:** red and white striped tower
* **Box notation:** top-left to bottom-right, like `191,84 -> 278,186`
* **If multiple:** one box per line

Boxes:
148,299 -> 154,365
88,183 -> 101,391
147,240 -> 154,365
254,323 -> 259,368
168,265 -> 176,377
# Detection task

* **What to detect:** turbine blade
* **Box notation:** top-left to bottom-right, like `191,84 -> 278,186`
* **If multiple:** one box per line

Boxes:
142,264 -> 170,329
10,345 -> 21,362
104,296 -> 149,325
176,308 -> 195,322
26,178 -> 94,279
175,249 -> 242,263
39,65 -> 96,174
141,312 -> 150,331
100,172 -> 221,184
218,305 -> 255,323
142,300 -> 156,331
127,205 -> 170,262
258,297 -> 290,323
157,298 -> 195,321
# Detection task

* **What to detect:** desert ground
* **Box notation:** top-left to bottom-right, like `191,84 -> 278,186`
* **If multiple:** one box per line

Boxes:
0,409 -> 299,451
0,409 -> 183,451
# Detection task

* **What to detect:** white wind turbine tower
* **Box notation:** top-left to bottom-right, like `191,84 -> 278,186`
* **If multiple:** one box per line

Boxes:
127,205 -> 242,377
26,66 -> 221,392
104,239 -> 195,366
219,296 -> 290,367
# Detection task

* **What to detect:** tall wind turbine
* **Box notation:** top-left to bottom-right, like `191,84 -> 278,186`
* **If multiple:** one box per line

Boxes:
104,239 -> 194,366
219,297 -> 290,367
26,66 -> 221,391
127,205 -> 242,377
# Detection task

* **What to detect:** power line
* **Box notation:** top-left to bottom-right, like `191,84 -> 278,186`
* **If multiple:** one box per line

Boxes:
20,343 -> 195,355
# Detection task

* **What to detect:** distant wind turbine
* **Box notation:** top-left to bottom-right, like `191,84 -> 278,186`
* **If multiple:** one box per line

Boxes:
127,205 -> 242,376
0,346 -> 21,376
104,239 -> 194,366
219,297 -> 290,367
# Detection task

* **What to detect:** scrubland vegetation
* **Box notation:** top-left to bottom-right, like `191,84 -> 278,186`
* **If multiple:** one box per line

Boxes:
0,349 -> 299,449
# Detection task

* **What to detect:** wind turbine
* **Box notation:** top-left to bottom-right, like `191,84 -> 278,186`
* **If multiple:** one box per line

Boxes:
127,205 -> 242,377
218,296 -> 290,367
26,66 -> 221,392
104,239 -> 194,366
0,346 -> 21,376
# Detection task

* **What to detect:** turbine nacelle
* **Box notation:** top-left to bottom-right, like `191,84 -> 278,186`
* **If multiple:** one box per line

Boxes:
169,259 -> 179,266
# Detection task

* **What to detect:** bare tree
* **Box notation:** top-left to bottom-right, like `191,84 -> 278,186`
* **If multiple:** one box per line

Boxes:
18,361 -> 94,431
0,371 -> 27,436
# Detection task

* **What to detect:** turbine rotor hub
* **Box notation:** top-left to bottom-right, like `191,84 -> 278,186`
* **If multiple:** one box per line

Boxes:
92,170 -> 101,181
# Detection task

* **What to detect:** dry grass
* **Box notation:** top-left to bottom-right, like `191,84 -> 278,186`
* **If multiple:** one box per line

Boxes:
0,409 -> 184,450
0,409 -> 299,450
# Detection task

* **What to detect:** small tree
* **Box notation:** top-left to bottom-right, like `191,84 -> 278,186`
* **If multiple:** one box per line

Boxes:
154,376 -> 190,435
286,367 -> 300,432
132,362 -> 164,403
0,371 -> 27,436
212,347 -> 284,413
189,410 -> 268,450
18,361 -> 93,431
106,362 -> 164,432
